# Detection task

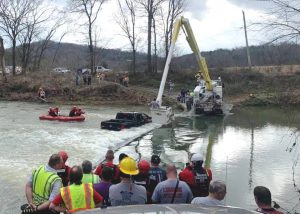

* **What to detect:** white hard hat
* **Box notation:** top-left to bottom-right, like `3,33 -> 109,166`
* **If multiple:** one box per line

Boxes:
191,153 -> 203,162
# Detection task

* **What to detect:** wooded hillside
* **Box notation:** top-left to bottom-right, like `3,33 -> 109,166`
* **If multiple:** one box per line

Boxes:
4,41 -> 300,72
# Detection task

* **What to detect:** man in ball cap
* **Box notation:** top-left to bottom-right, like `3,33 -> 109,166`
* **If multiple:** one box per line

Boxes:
147,155 -> 167,203
179,153 -> 212,197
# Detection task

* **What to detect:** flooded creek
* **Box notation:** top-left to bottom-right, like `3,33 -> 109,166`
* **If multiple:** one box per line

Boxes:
0,102 -> 299,213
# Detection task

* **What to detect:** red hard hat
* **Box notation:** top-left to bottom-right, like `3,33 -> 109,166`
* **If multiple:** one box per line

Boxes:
58,151 -> 68,163
138,160 -> 150,174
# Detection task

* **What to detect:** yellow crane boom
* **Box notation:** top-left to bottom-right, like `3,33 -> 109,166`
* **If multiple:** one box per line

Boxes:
153,16 -> 221,124
172,17 -> 213,91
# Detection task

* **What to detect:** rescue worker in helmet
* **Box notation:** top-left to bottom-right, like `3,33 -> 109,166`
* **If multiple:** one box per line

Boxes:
50,165 -> 103,213
48,107 -> 60,117
69,106 -> 85,117
75,108 -> 85,116
69,106 -> 77,117
109,157 -> 147,206
179,153 -> 212,197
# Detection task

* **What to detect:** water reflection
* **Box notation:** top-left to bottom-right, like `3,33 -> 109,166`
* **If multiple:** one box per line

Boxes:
122,107 -> 300,212
194,116 -> 224,168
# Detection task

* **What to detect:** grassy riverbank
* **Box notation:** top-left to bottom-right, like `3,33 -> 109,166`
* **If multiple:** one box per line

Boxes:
0,72 -> 177,107
0,68 -> 299,109
129,67 -> 300,108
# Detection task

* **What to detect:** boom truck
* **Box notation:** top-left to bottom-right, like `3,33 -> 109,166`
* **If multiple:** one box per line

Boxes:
151,16 -> 223,124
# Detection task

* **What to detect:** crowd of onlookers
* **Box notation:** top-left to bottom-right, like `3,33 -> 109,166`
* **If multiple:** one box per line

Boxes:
23,150 -> 283,214
74,69 -> 129,87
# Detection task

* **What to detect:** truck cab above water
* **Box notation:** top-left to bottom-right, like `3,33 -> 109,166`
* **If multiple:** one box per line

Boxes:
101,112 -> 152,131
151,16 -> 225,125
193,78 -> 223,115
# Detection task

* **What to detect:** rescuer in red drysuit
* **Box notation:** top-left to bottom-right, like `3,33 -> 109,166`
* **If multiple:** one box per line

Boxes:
179,153 -> 212,197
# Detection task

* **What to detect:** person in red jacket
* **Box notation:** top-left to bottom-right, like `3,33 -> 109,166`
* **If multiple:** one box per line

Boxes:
69,106 -> 85,117
48,107 -> 59,117
254,186 -> 283,214
57,151 -> 71,187
133,160 -> 150,188
179,153 -> 212,197
75,108 -> 85,116
94,150 -> 120,184
69,106 -> 77,117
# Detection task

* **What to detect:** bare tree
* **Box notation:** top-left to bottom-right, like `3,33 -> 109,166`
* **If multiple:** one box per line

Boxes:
70,0 -> 108,75
51,32 -> 68,68
116,0 -> 138,74
162,0 -> 185,59
136,0 -> 165,73
18,0 -> 53,74
253,0 -> 300,44
152,17 -> 158,73
0,36 -> 7,82
31,18 -> 66,72
0,0 -> 34,75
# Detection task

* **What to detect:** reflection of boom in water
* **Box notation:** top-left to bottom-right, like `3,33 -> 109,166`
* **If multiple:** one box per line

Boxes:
204,134 -> 214,168
192,116 -> 225,168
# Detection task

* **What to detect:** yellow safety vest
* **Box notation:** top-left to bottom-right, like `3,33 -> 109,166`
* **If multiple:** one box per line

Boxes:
82,174 -> 100,184
32,165 -> 61,205
61,183 -> 95,213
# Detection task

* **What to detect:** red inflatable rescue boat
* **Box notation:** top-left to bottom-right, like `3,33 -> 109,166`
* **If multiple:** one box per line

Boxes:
39,115 -> 85,122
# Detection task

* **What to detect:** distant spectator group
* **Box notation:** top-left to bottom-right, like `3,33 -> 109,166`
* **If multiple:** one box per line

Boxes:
116,73 -> 129,87
23,150 -> 283,214
74,69 -> 130,88
75,69 -> 92,86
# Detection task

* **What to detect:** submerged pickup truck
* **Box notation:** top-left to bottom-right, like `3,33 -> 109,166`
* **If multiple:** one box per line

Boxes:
101,112 -> 152,131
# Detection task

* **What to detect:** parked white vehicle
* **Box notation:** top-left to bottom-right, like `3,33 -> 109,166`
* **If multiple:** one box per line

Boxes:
0,66 -> 22,74
0,67 -> 11,74
81,68 -> 91,74
52,67 -> 70,73
95,66 -> 112,72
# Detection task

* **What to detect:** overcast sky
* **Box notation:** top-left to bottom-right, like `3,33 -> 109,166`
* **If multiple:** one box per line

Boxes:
50,0 -> 272,53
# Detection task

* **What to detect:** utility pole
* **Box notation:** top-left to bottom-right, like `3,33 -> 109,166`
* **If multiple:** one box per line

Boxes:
0,37 -> 7,82
242,10 -> 252,70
